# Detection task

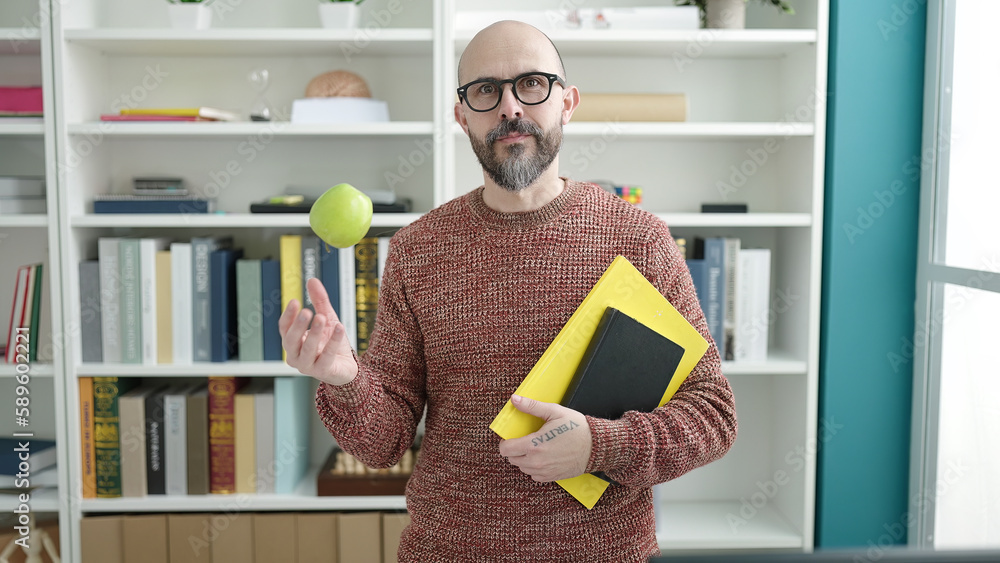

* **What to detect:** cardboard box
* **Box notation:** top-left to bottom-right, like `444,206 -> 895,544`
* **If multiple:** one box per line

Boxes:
123,514 -> 168,563
80,515 -> 123,563
382,512 -> 411,563
211,514 -> 254,562
337,512 -> 381,563
255,513 -> 296,562
297,513 -> 338,563
168,514 -> 212,563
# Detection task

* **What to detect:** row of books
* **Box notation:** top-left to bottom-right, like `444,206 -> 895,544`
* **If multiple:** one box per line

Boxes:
80,234 -> 349,365
81,511 -> 409,563
80,375 -> 312,499
3,262 -> 52,363
687,237 -> 772,362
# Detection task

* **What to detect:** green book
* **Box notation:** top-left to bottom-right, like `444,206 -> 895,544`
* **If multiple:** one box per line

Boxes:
93,376 -> 138,497
28,263 -> 43,361
236,259 -> 263,361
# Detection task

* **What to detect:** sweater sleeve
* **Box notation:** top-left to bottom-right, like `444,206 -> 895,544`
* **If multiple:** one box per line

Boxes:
583,222 -> 738,487
315,237 -> 427,469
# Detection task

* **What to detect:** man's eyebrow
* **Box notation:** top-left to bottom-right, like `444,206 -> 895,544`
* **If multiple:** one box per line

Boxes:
466,71 -> 548,83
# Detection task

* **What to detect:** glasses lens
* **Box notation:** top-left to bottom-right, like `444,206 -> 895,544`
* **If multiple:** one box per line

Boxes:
467,81 -> 500,111
514,74 -> 551,104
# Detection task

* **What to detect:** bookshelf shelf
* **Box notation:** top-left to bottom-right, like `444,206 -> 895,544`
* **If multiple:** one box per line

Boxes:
0,28 -> 41,54
63,28 -> 434,56
0,121 -> 45,136
656,500 -> 803,550
455,29 -> 818,58
0,214 -> 49,227
0,363 -> 55,377
67,121 -> 435,139
69,212 -> 423,229
655,213 -> 811,228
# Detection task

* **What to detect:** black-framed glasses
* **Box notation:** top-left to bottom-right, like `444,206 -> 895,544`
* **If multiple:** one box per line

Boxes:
457,72 -> 567,112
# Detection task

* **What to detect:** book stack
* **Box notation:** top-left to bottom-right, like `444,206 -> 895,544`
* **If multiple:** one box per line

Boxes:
4,262 -> 52,363
0,176 -> 46,214
99,107 -> 242,122
80,511 -> 409,563
0,86 -> 43,117
80,375 -> 312,499
686,237 -> 772,362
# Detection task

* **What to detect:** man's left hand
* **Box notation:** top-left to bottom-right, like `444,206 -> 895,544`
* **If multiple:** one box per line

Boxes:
498,394 -> 592,482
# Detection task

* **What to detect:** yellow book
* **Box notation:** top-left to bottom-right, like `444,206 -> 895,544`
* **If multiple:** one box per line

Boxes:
234,389 -> 256,494
80,377 -> 96,499
155,250 -> 173,364
119,107 -> 240,121
489,255 -> 709,509
280,235 -> 303,361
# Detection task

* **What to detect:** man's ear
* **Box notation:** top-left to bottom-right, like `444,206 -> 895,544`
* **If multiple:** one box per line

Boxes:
561,85 -> 581,125
455,101 -> 470,136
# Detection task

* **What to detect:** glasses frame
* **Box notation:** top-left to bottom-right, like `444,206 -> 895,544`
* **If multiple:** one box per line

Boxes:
457,72 -> 567,113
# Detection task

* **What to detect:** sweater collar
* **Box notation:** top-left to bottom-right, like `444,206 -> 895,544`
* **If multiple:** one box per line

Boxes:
467,178 -> 582,230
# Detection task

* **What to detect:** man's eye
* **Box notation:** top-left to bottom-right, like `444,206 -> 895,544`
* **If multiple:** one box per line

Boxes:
477,84 -> 496,95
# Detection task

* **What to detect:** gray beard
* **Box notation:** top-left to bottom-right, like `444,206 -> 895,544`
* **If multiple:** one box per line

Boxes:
470,119 -> 563,192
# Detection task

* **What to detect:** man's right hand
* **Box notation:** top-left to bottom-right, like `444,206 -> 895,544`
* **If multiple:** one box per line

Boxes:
279,277 -> 359,386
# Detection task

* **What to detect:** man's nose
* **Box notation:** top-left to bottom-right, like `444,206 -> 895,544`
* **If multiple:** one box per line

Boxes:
497,83 -> 523,120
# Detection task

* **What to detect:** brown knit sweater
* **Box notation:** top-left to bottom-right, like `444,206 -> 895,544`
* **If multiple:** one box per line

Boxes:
316,179 -> 737,562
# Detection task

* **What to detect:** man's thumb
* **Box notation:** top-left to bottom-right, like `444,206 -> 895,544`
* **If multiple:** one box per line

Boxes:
511,394 -> 556,420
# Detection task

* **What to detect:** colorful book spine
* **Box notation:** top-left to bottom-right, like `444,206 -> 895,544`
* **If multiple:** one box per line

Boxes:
260,259 -> 283,361
319,245 -> 340,319
154,250 -> 173,364
234,387 -> 256,494
191,237 -> 220,362
301,235 -> 321,314
722,237 -> 741,361
93,376 -> 136,497
185,385 -> 209,495
119,238 -> 142,364
236,259 -> 264,362
254,381 -> 275,494
27,263 -> 43,361
140,238 -> 170,365
80,377 -> 97,499
279,235 -> 303,361
4,266 -> 28,363
274,376 -> 311,494
145,387 -> 167,495
79,261 -> 103,363
208,376 -> 247,494
354,237 -> 379,355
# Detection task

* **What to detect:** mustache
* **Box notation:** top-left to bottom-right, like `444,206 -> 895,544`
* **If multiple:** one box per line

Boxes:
485,119 -> 542,144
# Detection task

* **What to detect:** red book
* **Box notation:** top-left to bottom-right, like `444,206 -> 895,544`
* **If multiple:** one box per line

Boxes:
208,376 -> 248,494
0,86 -> 43,114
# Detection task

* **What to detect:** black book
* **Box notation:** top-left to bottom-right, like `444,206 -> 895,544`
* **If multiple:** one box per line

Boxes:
562,307 -> 686,483
144,386 -> 167,495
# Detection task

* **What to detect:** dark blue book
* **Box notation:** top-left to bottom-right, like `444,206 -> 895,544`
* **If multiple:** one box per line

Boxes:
210,248 -> 244,362
319,244 -> 340,318
693,237 -> 726,353
686,258 -> 708,311
0,438 -> 56,475
260,259 -> 283,361
93,196 -> 214,214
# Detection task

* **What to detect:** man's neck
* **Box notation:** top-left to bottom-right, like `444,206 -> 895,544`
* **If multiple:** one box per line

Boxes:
481,166 -> 565,213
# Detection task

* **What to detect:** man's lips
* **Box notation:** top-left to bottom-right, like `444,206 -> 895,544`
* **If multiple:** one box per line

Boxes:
496,133 -> 531,143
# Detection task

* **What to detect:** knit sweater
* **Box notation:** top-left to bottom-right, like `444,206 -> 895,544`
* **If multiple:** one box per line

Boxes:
316,179 -> 737,562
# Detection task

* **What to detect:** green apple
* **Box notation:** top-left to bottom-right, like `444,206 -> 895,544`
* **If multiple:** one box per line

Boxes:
309,183 -> 373,248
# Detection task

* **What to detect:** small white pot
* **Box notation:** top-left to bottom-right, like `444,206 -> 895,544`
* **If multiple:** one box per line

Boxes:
705,0 -> 747,29
168,3 -> 213,30
319,2 -> 360,29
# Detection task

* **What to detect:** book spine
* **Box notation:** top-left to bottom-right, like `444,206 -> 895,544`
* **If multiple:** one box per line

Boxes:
748,249 -> 771,362
722,237 -> 741,361
98,238 -> 122,363
234,389 -> 256,494
119,388 -> 148,498
236,260 -> 263,362
163,389 -> 188,495
80,377 -> 97,499
191,238 -> 215,362
119,238 -> 142,364
154,250 -> 173,364
17,265 -> 36,359
145,388 -> 166,495
170,243 -> 192,364
260,259 -> 283,361
254,385 -> 275,493
185,387 -> 209,495
79,261 -> 103,363
703,237 -> 726,354
5,266 -> 28,363
34,261 -> 52,362
274,376 -> 311,494
279,235 -> 302,361
93,199 -> 212,214
93,377 -> 135,497
28,263 -> 43,361
211,248 -> 243,362
301,235 -> 321,313
339,246 -> 357,350
354,237 -> 379,355
319,245 -> 341,319
140,238 -> 169,365
208,376 -> 246,494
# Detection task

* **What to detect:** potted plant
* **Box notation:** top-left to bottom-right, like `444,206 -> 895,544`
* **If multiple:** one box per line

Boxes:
319,0 -> 363,29
675,0 -> 794,29
167,0 -> 213,30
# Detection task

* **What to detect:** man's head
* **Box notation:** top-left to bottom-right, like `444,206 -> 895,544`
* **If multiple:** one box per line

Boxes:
455,21 -> 579,193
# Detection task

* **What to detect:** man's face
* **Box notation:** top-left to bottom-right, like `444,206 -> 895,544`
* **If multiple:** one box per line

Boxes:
467,110 -> 563,193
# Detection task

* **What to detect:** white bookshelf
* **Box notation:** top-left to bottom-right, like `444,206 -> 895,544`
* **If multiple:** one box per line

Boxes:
44,0 -> 827,559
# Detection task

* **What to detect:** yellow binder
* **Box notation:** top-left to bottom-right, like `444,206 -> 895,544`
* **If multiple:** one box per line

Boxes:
489,255 -> 709,509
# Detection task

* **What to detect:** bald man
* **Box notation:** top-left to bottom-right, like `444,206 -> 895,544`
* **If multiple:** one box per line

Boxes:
281,21 -> 737,561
